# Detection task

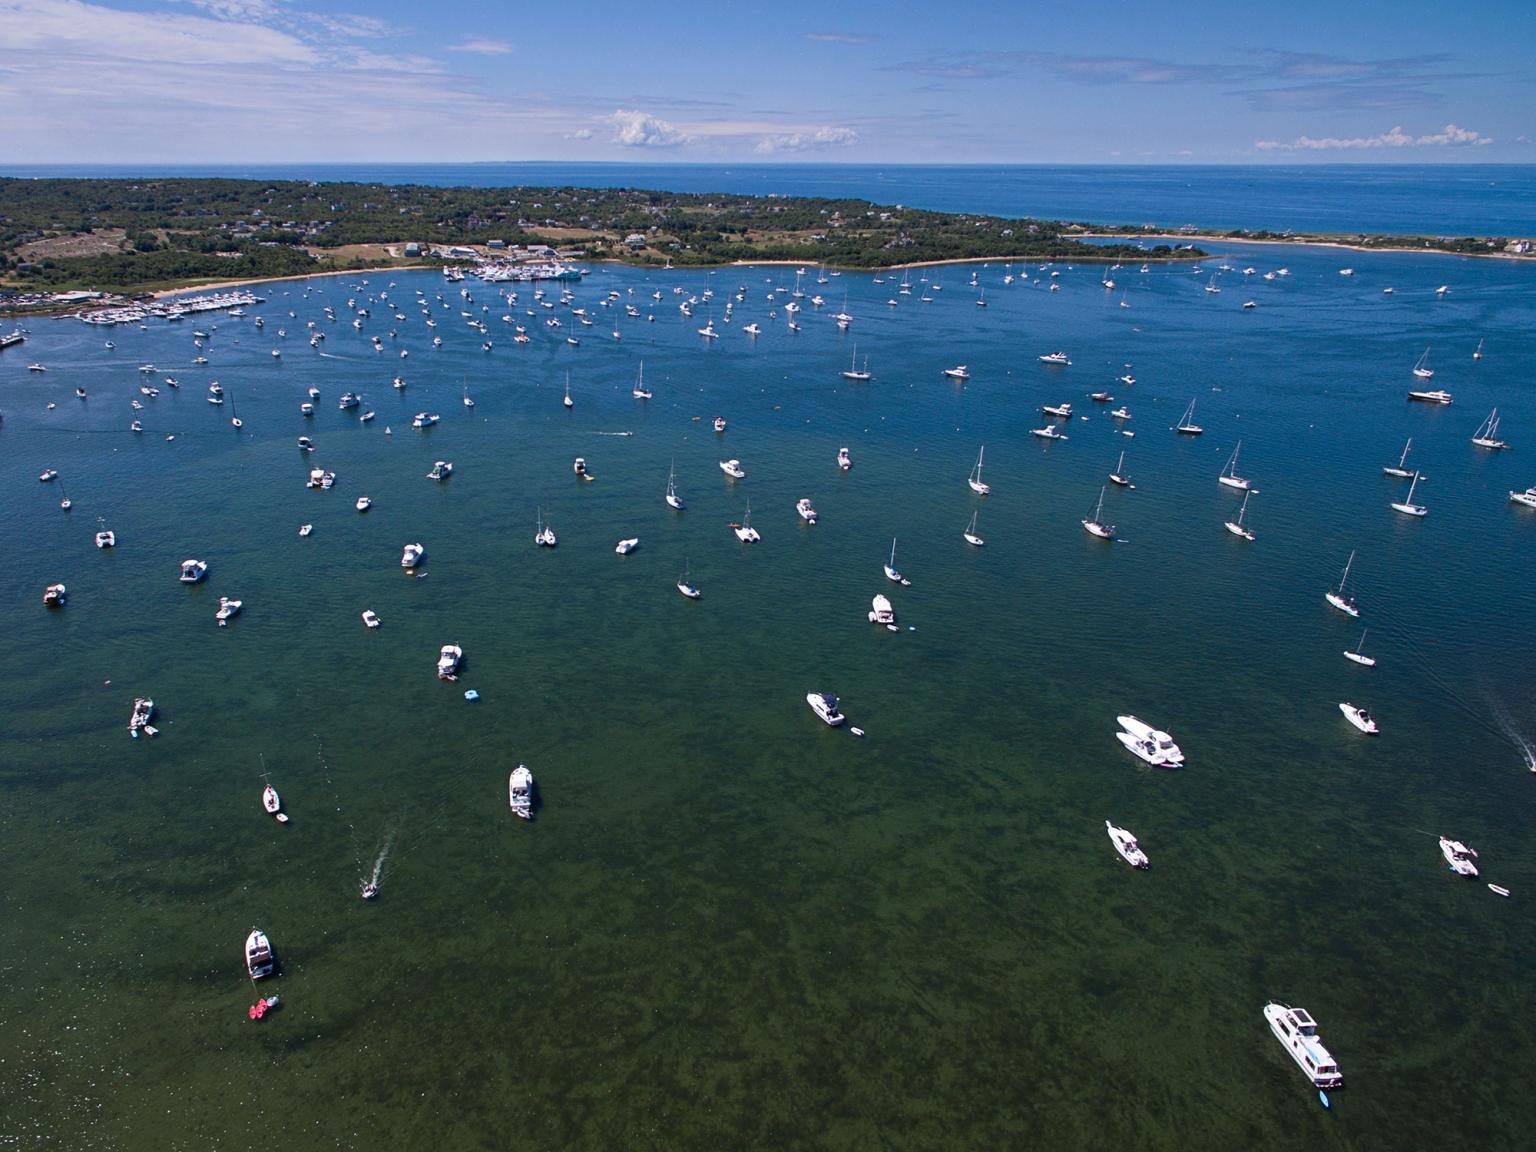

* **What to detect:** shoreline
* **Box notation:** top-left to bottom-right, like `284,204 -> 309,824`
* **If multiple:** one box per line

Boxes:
151,264 -> 437,299
1082,232 -> 1533,261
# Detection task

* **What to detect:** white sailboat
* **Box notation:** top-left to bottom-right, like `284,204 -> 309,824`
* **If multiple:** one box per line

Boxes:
841,345 -> 872,381
1391,471 -> 1428,517
1325,549 -> 1360,616
1218,441 -> 1251,490
1383,437 -> 1417,478
1082,487 -> 1115,539
1471,408 -> 1510,450
884,537 -> 911,586
563,373 -> 573,409
1473,338 -> 1484,361
677,559 -> 701,599
632,361 -> 652,399
1344,630 -> 1376,667
733,502 -> 760,543
1412,346 -> 1434,379
1224,490 -> 1255,539
1109,449 -> 1133,488
666,459 -> 684,510
963,510 -> 984,547
968,445 -> 991,494
1176,399 -> 1203,434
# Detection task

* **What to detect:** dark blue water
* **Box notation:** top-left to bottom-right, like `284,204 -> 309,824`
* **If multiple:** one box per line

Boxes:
5,163 -> 1534,237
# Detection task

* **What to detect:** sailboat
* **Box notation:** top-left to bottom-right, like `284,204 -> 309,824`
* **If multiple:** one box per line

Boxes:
229,393 -> 242,429
462,384 -> 474,408
1325,550 -> 1360,616
666,459 -> 684,510
563,373 -> 573,409
1383,437 -> 1417,478
632,361 -> 652,399
1344,630 -> 1376,667
1082,487 -> 1115,539
733,502 -> 760,543
1109,449 -> 1133,488
1391,471 -> 1428,516
841,345 -> 872,381
968,445 -> 991,494
1218,441 -> 1251,489
677,559 -> 701,599
1471,408 -> 1510,450
1412,347 -> 1434,379
1224,490 -> 1255,540
884,537 -> 911,586
1473,338 -> 1483,361
1176,399 -> 1203,434
535,507 -> 556,547
963,510 -> 984,547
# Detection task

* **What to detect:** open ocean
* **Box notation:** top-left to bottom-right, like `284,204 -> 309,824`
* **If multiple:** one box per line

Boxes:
2,171 -> 1535,1151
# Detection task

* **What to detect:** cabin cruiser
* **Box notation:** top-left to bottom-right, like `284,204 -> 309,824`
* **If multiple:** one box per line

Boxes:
307,386 -> 320,400
130,420 -> 144,433
1042,402 -> 1073,419
797,498 -> 818,524
297,436 -> 314,452
427,460 -> 453,481
1509,487 -> 1536,508
1263,1003 -> 1342,1089
943,365 -> 970,381
362,610 -> 381,629
412,412 -> 439,428
734,503 -> 760,543
437,643 -> 463,680
43,582 -> 67,607
300,402 -> 314,416
1090,391 -> 1113,403
1115,715 -> 1184,767
393,376 -> 407,391
298,523 -> 313,537
401,543 -> 424,568
245,929 -> 275,980
129,696 -> 154,737
306,468 -> 336,489
509,765 -> 534,820
1031,425 -> 1068,440
868,594 -> 897,629
1110,406 -> 1131,421
1438,836 -> 1479,877
179,559 -> 208,583
572,457 -> 592,480
719,458 -> 745,479
1339,702 -> 1378,734
1038,352 -> 1071,366
338,392 -> 361,409
837,447 -> 852,470
807,691 -> 846,727
1106,821 -> 1149,869
215,597 -> 242,626
713,416 -> 728,433
39,469 -> 58,482
356,496 -> 372,512
1407,389 -> 1452,405
614,537 -> 639,555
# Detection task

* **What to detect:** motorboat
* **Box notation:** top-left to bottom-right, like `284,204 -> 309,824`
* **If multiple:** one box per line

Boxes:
300,402 -> 314,416
837,447 -> 852,470
44,583 -> 67,607
95,524 -> 116,548
437,643 -> 463,681
1225,490 -> 1255,540
1471,408 -> 1510,450
868,594 -> 897,629
1509,487 -> 1536,508
1110,406 -> 1132,421
355,496 -> 373,513
884,538 -> 911,586
719,459 -> 745,479
1439,836 -> 1479,877
245,929 -> 275,980
39,469 -> 58,482
401,542 -> 425,568
1082,487 -> 1115,539
1090,391 -> 1113,403
297,436 -> 314,452
179,559 -> 208,583
614,537 -> 640,555
1325,550 -> 1360,617
713,416 -> 727,433
1115,715 -> 1184,767
1383,438 -> 1417,478
130,421 -> 144,433
1106,821 -> 1149,869
216,597 -> 242,627
1038,352 -> 1071,365
806,691 -> 846,727
1031,425 -> 1068,440
1344,630 -> 1376,666
943,365 -> 970,381
338,392 -> 360,409
1219,441 -> 1251,489
1339,702 -> 1378,734
298,524 -> 313,537
1407,389 -> 1452,405
572,456 -> 591,480
797,498 -> 818,524
262,779 -> 288,824
1176,399 -> 1203,434
307,386 -> 320,400
733,503 -> 760,543
1041,402 -> 1072,418
412,412 -> 439,428
1390,472 -> 1428,517
963,510 -> 984,547
968,446 -> 991,494
360,410 -> 375,423
129,696 -> 154,737
427,460 -> 453,481
508,765 -> 534,820
1263,1003 -> 1343,1089
362,610 -> 381,629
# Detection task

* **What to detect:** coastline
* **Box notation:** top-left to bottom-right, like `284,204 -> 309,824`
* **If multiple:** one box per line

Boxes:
1082,232 -> 1534,261
152,264 -> 437,300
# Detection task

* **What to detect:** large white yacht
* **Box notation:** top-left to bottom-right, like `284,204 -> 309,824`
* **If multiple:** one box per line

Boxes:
1263,1002 -> 1343,1088
401,542 -> 425,568
806,691 -> 846,726
245,928 -> 275,980
509,765 -> 534,820
1105,821 -> 1149,869
1509,486 -> 1536,509
436,643 -> 463,681
942,365 -> 970,381
1116,715 -> 1184,767
1407,389 -> 1452,404
1439,837 -> 1479,877
1339,702 -> 1378,734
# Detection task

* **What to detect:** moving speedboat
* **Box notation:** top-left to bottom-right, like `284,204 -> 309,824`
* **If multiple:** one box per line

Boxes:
797,498 -> 818,524
401,542 -> 425,568
508,765 -> 534,820
1339,702 -> 1378,734
1116,715 -> 1184,767
179,559 -> 208,583
1439,836 -> 1479,877
437,643 -> 463,681
1106,821 -> 1149,869
245,929 -> 275,980
216,597 -> 242,627
807,691 -> 846,727
719,458 -> 745,479
869,594 -> 897,629
1264,1002 -> 1343,1089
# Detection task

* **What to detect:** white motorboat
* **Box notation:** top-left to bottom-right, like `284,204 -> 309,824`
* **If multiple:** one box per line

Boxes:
360,410 -> 375,423
1509,486 -> 1536,509
1391,471 -> 1428,517
1031,425 -> 1068,440
743,322 -> 760,337
300,402 -> 314,416
427,460 -> 453,481
614,537 -> 640,555
1038,352 -> 1071,365
1225,490 -> 1255,540
666,460 -> 684,510
401,542 -> 425,568
943,365 -> 970,381
968,446 -> 991,494
262,779 -> 288,824
1383,437 -> 1417,478
338,391 -> 360,409
39,469 -> 58,482
509,765 -> 534,820
807,691 -> 846,727
573,456 -> 590,479
1106,821 -> 1149,869
719,458 -> 745,479
1344,630 -> 1376,666
1339,702 -> 1378,734
1407,389 -> 1452,405
963,510 -> 984,547
298,523 -> 313,537
1471,408 -> 1510,450
869,594 -> 897,628
1109,449 -> 1133,488
796,498 -> 818,524
1115,715 -> 1184,767
1325,550 -> 1360,617
297,436 -> 315,453
837,447 -> 852,470
356,496 -> 372,512
245,929 -> 275,980
216,597 -> 242,627
713,416 -> 727,432
179,559 -> 208,583
362,610 -> 381,629
412,412 -> 439,428
1411,346 -> 1434,380
43,583 -> 67,607
1176,399 -> 1203,434
1041,402 -> 1072,419
1082,487 -> 1115,539
1439,836 -> 1479,877
1219,441 -> 1251,489
1263,1002 -> 1343,1089
733,503 -> 760,543
884,537 -> 911,586
436,643 -> 463,681
129,696 -> 154,737
1110,406 -> 1132,421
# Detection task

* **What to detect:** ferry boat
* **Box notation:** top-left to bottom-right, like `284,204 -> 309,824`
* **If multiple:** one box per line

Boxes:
1263,1002 -> 1343,1088
807,692 -> 846,727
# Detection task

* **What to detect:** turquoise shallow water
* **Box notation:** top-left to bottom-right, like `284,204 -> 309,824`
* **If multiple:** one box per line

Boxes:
3,247 -> 1535,1150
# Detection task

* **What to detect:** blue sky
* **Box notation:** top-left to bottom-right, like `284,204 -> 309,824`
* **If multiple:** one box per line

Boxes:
3,0 -> 1532,163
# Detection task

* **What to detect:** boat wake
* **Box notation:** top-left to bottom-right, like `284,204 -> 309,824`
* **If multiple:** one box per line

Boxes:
1485,693 -> 1536,773
594,431 -> 634,437
363,830 -> 395,894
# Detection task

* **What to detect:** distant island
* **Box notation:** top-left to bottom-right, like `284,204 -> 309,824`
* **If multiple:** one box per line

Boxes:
0,176 -> 1527,308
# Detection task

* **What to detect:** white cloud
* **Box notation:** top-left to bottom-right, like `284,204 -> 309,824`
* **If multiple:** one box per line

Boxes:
569,128 -> 594,140
803,32 -> 875,44
1256,123 -> 1493,150
448,38 -> 514,55
753,125 -> 858,154
606,108 -> 692,147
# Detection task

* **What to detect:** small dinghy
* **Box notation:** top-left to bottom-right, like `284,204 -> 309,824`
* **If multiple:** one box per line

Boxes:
1488,883 -> 1510,898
